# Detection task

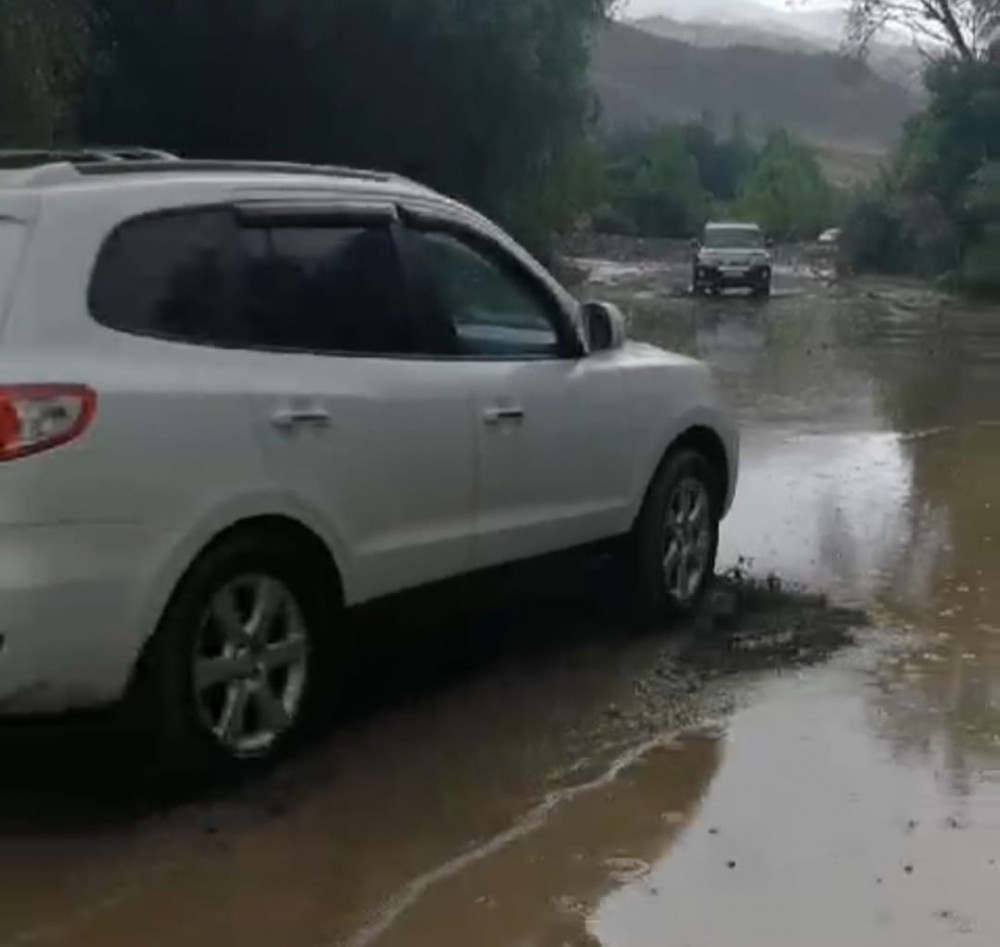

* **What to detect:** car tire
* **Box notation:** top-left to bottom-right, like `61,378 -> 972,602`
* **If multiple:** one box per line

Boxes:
128,530 -> 335,777
754,281 -> 772,297
630,449 -> 721,623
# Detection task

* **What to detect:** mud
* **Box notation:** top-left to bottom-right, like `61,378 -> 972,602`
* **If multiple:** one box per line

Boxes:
0,249 -> 998,947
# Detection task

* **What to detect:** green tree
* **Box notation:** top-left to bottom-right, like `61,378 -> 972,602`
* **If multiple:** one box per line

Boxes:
683,120 -> 754,202
599,126 -> 709,237
594,120 -> 768,237
0,0 -> 89,145
735,130 -> 835,240
81,0 -> 611,251
840,54 -> 1000,291
896,57 -> 1000,202
962,160 -> 1000,293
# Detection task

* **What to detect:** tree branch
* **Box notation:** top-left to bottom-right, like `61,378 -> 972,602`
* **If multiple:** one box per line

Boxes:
927,0 -> 976,58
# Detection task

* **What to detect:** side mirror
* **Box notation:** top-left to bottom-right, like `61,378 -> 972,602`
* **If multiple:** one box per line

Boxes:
690,238 -> 701,250
766,236 -> 774,248
582,301 -> 627,353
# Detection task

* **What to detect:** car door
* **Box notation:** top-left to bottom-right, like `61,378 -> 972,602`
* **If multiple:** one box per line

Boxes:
231,201 -> 478,603
399,217 -> 633,570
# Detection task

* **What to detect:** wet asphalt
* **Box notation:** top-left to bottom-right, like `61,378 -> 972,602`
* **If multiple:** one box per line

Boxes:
1,252 -> 998,946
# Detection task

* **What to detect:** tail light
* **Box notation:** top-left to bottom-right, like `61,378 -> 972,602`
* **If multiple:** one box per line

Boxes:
0,385 -> 97,461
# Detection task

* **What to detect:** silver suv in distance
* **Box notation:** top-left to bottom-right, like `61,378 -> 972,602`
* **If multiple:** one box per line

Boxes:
692,222 -> 772,297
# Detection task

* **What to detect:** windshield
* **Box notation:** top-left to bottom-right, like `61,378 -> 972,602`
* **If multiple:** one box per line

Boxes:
703,227 -> 764,249
0,221 -> 26,328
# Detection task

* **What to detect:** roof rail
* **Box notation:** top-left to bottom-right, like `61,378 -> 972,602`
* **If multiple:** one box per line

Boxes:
0,147 -> 180,169
76,159 -> 401,183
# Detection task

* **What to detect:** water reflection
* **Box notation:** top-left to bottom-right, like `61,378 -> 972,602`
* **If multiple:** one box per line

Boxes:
359,732 -> 723,947
591,278 -> 1000,947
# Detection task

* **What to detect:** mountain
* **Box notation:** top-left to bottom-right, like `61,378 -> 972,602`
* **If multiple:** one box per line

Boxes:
634,14 -> 824,54
631,9 -> 924,88
629,0 -> 815,32
590,21 -> 918,178
628,0 -> 864,46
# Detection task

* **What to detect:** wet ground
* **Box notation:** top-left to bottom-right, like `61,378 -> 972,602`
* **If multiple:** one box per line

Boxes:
2,253 -> 999,946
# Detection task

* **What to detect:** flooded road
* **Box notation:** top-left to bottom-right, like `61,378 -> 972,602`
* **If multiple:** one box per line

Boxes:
1,258 -> 999,946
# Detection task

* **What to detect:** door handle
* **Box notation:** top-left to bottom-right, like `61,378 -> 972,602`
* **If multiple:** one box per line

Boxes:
270,408 -> 332,431
483,406 -> 526,426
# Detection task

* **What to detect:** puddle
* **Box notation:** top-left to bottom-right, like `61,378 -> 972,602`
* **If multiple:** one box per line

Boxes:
0,256 -> 998,947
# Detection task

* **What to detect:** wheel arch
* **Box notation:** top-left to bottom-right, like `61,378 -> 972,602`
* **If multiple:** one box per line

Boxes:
120,511 -> 347,768
635,424 -> 732,530
187,514 -> 344,600
132,496 -> 347,655
669,426 -> 730,506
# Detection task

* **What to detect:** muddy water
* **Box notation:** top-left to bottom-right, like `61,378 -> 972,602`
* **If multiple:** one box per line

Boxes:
590,265 -> 1000,945
0,263 -> 998,947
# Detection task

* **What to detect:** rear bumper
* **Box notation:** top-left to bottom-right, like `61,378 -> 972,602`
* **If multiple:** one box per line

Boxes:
0,523 -> 157,714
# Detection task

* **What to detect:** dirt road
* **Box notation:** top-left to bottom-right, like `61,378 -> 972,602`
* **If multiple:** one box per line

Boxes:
1,255 -> 998,947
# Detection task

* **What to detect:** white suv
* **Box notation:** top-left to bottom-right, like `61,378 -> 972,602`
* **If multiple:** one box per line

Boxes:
0,153 -> 738,770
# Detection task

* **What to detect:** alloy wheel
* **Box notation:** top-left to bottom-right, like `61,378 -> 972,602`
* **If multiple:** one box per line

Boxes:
662,476 -> 713,604
192,574 -> 310,758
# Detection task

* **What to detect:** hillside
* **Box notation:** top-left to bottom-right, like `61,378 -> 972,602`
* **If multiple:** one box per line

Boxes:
633,14 -> 924,89
633,13 -> 825,55
591,21 -> 917,164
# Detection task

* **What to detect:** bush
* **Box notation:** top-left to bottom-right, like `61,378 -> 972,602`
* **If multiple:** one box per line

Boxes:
734,130 -> 836,241
597,122 -> 837,240
841,58 -> 1000,297
961,228 -> 1000,295
960,161 -> 1000,294
600,126 -> 710,237
841,186 -> 960,277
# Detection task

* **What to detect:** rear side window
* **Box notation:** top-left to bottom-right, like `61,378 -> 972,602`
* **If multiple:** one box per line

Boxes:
0,221 -> 27,323
90,210 -> 232,342
235,224 -> 413,355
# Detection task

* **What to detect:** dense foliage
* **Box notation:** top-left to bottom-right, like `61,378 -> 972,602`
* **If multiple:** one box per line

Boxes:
594,121 -> 838,241
840,54 -> 1000,294
1,0 -> 613,254
0,0 -> 88,144
735,131 -> 838,241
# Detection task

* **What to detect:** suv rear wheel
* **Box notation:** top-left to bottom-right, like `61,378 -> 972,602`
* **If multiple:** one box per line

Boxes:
130,531 -> 334,775
631,449 -> 721,621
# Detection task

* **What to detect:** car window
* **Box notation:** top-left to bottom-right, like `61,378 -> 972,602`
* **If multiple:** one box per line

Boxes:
90,209 -> 232,342
702,228 -> 764,249
236,224 -> 412,355
411,229 -> 561,358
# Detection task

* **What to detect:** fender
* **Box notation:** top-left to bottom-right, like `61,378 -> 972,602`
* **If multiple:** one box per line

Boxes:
625,346 -> 740,523
627,394 -> 739,525
133,488 -> 354,657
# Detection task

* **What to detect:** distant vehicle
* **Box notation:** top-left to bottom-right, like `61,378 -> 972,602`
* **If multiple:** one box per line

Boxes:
692,222 -> 772,297
0,149 -> 739,772
818,228 -> 841,246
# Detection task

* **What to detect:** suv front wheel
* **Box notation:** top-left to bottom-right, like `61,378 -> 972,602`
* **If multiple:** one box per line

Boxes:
631,449 -> 721,621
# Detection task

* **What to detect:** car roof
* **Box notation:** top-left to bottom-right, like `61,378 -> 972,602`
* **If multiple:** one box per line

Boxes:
705,221 -> 761,230
0,152 -> 433,200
